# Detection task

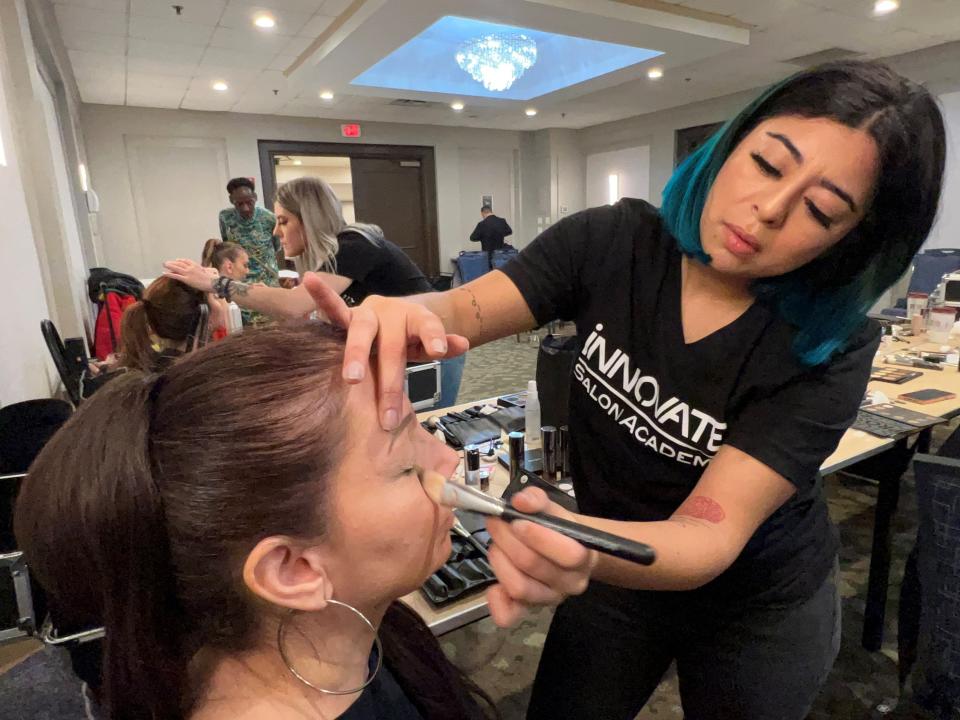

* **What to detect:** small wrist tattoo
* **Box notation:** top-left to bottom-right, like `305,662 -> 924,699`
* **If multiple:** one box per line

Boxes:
230,281 -> 250,299
457,286 -> 484,338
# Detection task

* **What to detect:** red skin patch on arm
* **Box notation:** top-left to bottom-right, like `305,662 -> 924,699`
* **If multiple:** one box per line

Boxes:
678,496 -> 726,524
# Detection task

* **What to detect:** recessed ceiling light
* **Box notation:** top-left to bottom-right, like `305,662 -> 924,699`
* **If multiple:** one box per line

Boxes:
873,0 -> 899,14
212,81 -> 229,92
253,13 -> 276,29
525,108 -> 537,117
647,67 -> 663,80
320,90 -> 334,100
293,159 -> 302,166
451,101 -> 464,111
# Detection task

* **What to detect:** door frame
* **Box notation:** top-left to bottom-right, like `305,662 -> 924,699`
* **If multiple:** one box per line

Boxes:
257,140 -> 440,275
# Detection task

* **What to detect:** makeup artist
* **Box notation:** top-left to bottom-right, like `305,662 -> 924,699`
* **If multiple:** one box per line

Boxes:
308,61 -> 946,719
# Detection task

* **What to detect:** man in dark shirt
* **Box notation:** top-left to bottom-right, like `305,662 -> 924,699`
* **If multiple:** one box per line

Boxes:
469,205 -> 512,267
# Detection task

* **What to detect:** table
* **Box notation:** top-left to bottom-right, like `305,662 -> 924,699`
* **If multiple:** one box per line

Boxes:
403,337 -> 960,642
834,338 -> 960,650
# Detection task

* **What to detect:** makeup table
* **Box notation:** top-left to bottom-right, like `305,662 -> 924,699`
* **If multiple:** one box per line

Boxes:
404,343 -> 960,643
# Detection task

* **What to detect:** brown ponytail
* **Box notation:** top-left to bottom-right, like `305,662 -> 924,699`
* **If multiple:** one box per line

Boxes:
201,238 -> 219,267
119,278 -> 203,372
201,239 -> 244,271
118,300 -> 153,373
15,373 -> 188,719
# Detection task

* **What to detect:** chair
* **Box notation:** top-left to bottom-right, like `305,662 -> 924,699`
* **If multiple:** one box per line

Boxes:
40,320 -> 84,406
901,453 -> 960,715
882,249 -> 960,317
0,399 -> 72,644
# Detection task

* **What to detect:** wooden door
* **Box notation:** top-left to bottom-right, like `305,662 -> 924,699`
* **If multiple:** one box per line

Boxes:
351,157 -> 432,274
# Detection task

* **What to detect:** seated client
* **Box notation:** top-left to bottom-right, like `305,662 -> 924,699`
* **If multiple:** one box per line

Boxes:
15,322 -> 497,720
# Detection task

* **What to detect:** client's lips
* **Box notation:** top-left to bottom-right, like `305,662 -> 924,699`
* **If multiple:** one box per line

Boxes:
722,223 -> 760,257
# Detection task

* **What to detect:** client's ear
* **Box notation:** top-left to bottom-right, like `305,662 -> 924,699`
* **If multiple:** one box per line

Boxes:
243,537 -> 334,612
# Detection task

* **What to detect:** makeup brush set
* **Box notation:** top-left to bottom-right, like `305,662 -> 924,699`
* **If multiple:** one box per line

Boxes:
423,404 -> 525,450
421,513 -> 496,607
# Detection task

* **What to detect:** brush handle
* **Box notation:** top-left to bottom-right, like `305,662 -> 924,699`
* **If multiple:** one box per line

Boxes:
501,507 -> 656,565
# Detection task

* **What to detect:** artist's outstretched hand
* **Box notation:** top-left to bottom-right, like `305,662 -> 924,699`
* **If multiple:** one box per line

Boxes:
303,272 -> 469,430
163,258 -> 218,293
485,487 -> 597,627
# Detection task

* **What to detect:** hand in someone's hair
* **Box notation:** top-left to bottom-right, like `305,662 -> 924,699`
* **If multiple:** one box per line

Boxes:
163,258 -> 219,293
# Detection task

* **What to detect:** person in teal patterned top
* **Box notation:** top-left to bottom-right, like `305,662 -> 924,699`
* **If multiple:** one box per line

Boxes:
218,177 -> 282,326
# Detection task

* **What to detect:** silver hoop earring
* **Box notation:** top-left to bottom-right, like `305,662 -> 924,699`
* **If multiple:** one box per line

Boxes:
277,599 -> 383,696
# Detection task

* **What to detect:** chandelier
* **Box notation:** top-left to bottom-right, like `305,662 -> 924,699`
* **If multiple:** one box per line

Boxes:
455,33 -> 537,92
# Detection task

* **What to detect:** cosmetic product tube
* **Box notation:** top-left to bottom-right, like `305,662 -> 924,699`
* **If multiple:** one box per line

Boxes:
464,445 -> 480,486
541,425 -> 557,481
508,431 -> 524,485
558,425 -> 570,478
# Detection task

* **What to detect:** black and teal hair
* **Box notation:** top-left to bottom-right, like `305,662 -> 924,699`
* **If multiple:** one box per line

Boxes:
662,61 -> 946,365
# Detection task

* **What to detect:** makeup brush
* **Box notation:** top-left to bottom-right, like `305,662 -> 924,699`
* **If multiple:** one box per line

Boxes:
452,518 -> 489,558
420,470 -> 655,566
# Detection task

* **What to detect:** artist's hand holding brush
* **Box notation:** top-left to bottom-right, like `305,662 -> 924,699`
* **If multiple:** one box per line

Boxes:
485,486 -> 598,627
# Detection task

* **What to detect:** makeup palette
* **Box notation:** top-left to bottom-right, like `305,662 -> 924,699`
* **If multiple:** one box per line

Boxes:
853,403 -> 945,438
870,366 -> 923,384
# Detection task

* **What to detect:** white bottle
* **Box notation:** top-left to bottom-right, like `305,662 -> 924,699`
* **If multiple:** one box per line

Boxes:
227,302 -> 243,334
525,380 -> 541,444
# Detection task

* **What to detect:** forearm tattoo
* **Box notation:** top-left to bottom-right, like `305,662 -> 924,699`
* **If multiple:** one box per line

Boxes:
229,281 -> 250,299
675,496 -> 726,524
456,286 -> 484,338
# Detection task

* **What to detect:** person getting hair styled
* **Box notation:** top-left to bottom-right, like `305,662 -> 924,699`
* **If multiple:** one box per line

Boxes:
15,322 -> 504,720
201,239 -> 247,337
119,276 -> 206,373
201,238 -> 249,280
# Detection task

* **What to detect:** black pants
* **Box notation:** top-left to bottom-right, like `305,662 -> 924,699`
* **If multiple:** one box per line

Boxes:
527,565 -> 840,720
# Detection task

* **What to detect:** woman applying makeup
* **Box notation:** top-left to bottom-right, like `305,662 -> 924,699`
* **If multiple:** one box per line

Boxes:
306,61 -> 947,718
15,322 -> 592,720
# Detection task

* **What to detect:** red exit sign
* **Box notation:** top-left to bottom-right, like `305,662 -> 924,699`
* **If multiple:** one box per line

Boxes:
340,123 -> 362,138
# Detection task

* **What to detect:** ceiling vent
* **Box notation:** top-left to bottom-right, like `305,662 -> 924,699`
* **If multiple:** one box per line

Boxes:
782,47 -> 864,67
388,98 -> 446,109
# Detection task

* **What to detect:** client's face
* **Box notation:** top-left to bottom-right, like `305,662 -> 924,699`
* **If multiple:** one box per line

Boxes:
274,202 -> 306,258
319,374 -> 459,608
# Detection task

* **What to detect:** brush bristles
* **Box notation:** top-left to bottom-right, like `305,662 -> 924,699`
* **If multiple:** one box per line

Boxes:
418,468 -> 456,507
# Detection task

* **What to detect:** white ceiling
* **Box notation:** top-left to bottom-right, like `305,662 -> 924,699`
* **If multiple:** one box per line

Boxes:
56,0 -> 960,130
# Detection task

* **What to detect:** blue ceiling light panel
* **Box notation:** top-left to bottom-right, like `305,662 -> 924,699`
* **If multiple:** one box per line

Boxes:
351,16 -> 662,101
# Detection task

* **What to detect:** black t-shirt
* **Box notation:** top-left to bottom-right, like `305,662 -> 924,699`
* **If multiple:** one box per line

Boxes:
335,230 -> 433,305
338,654 -> 424,720
500,198 -> 878,604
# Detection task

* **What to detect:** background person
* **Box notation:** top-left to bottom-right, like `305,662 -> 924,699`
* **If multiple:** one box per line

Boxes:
219,177 -> 281,326
119,276 -> 206,373
308,60 -> 947,719
469,205 -> 512,269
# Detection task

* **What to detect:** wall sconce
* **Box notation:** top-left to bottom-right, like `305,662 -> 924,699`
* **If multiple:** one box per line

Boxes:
608,173 -> 619,205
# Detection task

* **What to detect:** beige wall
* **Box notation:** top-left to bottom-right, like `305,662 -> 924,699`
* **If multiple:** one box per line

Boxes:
0,0 -> 95,405
80,104 -> 523,277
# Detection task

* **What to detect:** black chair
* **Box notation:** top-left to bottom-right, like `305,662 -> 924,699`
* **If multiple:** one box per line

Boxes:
0,398 -> 72,644
899,453 -> 960,717
40,320 -> 84,407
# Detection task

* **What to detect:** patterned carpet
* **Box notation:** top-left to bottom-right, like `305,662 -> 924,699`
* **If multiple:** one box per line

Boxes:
446,335 -> 941,720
